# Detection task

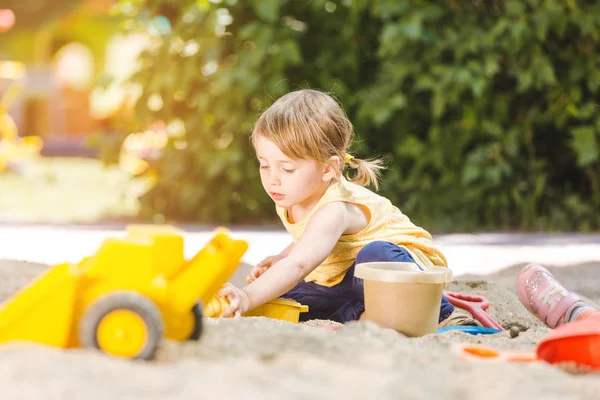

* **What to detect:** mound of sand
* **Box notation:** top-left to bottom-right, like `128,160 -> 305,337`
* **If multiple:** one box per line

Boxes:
0,260 -> 598,400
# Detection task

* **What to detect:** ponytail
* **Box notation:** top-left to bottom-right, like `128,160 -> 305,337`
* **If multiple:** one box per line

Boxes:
343,153 -> 385,191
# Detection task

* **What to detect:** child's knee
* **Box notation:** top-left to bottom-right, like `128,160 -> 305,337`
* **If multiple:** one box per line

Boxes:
356,241 -> 410,264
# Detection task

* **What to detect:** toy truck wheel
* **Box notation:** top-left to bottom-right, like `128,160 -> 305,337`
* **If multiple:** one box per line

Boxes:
187,302 -> 203,341
79,292 -> 164,360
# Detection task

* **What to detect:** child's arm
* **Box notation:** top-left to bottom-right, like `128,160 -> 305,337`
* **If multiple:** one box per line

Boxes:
219,202 -> 350,317
247,242 -> 295,283
279,241 -> 295,257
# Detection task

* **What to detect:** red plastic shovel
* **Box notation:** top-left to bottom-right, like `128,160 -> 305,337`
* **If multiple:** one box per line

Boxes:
443,291 -> 504,330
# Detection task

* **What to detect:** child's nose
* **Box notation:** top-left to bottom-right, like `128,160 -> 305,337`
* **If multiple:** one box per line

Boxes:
268,170 -> 280,185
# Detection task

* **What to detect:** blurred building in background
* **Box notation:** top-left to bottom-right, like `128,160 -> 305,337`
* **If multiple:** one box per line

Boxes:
0,0 -> 146,156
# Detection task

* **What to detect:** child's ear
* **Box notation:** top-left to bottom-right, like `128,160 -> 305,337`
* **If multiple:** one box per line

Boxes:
322,156 -> 341,181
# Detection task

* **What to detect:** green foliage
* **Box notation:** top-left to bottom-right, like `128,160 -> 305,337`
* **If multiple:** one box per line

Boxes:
359,0 -> 600,232
114,0 -> 600,231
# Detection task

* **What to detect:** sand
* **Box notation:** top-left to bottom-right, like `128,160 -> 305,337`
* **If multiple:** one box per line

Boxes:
0,260 -> 598,400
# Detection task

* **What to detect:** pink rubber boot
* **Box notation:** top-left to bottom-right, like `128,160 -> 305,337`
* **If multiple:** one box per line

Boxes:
516,264 -> 584,328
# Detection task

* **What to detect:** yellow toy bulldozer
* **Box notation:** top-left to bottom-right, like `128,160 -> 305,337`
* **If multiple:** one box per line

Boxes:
0,225 -> 248,360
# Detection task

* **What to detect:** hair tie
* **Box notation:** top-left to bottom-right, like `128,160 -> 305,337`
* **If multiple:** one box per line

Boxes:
343,153 -> 354,164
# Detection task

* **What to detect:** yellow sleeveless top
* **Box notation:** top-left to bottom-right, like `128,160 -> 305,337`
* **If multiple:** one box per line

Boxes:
276,177 -> 448,287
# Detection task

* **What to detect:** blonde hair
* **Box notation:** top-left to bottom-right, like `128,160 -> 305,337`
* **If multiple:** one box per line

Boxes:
250,89 -> 385,190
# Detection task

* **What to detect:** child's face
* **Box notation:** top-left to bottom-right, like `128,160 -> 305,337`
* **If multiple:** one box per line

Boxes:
254,135 -> 335,210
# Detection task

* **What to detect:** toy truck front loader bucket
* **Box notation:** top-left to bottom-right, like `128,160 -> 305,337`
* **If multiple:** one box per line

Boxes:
0,263 -> 78,348
169,231 -> 248,313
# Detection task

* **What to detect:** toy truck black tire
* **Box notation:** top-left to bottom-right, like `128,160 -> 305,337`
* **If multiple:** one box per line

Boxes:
187,302 -> 203,341
79,291 -> 164,360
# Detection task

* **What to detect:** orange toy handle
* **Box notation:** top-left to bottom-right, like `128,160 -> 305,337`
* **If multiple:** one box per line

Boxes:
453,343 -> 539,363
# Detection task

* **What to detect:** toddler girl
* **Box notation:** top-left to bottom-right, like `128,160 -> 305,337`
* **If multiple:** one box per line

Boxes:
219,89 -> 461,325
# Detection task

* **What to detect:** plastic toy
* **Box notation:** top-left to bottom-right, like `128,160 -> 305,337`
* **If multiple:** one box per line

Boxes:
452,343 -> 538,363
245,298 -> 309,322
437,326 -> 503,335
355,261 -> 453,337
443,291 -> 504,330
0,225 -> 248,360
536,319 -> 600,370
204,296 -> 309,324
453,320 -> 600,371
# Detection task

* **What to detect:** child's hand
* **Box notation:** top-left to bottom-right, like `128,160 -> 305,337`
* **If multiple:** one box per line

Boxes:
218,283 -> 250,318
246,254 -> 283,283
246,266 -> 267,284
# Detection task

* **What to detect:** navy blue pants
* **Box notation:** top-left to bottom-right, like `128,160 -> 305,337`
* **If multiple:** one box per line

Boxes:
283,241 -> 455,323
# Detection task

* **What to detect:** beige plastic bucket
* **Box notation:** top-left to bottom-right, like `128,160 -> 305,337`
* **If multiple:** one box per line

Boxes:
355,262 -> 453,337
